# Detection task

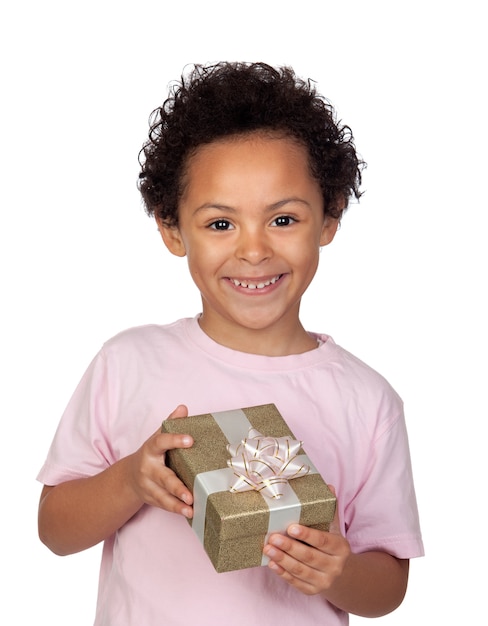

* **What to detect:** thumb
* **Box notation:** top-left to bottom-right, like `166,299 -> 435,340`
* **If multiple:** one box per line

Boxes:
168,404 -> 189,420
327,484 -> 342,536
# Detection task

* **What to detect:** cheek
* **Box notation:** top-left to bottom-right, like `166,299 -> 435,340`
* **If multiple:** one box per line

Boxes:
186,254 -> 200,279
294,245 -> 321,281
288,236 -> 321,264
185,247 -> 217,281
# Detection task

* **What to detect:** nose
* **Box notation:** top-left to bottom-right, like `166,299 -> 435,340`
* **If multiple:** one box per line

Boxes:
236,226 -> 272,265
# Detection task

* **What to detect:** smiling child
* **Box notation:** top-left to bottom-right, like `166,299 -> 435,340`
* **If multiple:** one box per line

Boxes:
37,62 -> 424,626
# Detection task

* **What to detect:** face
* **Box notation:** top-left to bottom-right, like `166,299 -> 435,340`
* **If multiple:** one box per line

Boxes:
158,133 -> 338,355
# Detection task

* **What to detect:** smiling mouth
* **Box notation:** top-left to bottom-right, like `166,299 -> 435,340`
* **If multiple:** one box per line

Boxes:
229,275 -> 283,290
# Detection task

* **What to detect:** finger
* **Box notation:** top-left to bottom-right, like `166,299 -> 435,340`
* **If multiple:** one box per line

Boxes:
161,405 -> 191,509
159,462 -> 194,505
267,530 -> 325,566
264,529 -> 349,594
135,448 -> 194,515
154,433 -> 194,507
263,535 -> 326,593
285,523 -> 345,556
154,431 -> 194,453
156,406 -> 193,449
269,526 -> 336,561
143,481 -> 194,518
167,404 -> 189,419
153,467 -> 194,517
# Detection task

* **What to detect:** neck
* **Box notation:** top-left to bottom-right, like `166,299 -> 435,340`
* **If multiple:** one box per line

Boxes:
197,316 -> 318,356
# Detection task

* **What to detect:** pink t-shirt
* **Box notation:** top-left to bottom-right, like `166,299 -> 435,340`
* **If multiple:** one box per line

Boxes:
38,317 -> 424,626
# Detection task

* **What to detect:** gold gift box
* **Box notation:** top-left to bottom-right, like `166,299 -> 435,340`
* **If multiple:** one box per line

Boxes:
161,403 -> 336,573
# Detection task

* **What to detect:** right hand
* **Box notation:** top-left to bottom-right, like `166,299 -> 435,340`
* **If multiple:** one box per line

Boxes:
125,404 -> 194,518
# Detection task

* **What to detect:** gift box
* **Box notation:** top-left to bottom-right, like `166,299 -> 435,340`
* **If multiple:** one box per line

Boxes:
161,403 -> 336,573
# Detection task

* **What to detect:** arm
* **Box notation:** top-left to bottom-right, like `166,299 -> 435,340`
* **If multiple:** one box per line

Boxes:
263,493 -> 409,617
38,405 -> 194,556
324,550 -> 408,617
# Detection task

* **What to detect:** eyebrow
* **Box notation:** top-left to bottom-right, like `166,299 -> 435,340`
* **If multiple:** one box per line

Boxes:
193,197 -> 312,215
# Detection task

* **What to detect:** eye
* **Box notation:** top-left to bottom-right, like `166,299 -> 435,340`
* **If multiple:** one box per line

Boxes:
209,219 -> 233,230
272,215 -> 296,227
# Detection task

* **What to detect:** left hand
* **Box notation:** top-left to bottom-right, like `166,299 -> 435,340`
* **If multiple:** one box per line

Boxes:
262,488 -> 351,595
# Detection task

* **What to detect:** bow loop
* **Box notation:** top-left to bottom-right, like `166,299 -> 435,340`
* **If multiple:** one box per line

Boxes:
226,428 -> 310,499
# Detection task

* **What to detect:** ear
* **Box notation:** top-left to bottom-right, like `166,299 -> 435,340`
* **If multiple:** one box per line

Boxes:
319,217 -> 340,247
156,218 -> 186,257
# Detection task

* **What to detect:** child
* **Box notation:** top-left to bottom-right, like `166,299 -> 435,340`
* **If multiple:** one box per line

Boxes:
37,62 -> 424,625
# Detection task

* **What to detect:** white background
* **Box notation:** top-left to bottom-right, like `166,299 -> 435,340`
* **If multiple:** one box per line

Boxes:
1,1 -> 486,623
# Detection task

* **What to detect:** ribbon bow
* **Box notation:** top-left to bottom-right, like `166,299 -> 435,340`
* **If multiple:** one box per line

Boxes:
226,428 -> 310,499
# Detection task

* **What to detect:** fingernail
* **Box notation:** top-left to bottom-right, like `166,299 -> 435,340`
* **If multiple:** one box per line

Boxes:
270,535 -> 284,547
181,436 -> 192,446
288,525 -> 300,537
265,547 -> 277,559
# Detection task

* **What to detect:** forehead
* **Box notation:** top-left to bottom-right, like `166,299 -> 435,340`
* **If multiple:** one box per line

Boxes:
181,132 -> 317,201
188,130 -> 309,165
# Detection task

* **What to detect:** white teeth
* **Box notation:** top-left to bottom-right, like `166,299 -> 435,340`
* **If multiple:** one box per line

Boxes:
231,275 -> 280,289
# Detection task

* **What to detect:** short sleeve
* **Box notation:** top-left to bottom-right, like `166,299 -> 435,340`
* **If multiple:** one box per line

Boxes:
344,410 -> 424,558
37,349 -> 118,485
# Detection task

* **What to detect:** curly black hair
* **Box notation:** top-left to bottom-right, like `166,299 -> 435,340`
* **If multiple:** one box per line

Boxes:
138,62 -> 364,226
